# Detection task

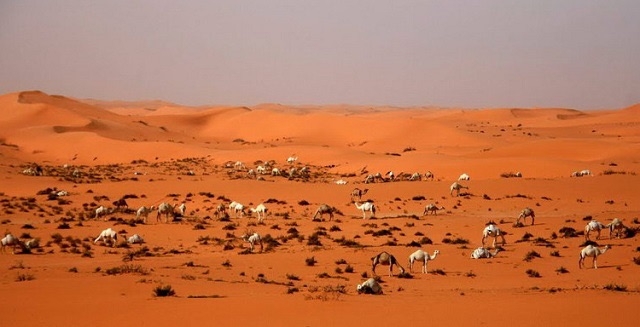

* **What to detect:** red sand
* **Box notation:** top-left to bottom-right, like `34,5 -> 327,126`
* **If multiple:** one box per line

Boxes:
1,91 -> 639,326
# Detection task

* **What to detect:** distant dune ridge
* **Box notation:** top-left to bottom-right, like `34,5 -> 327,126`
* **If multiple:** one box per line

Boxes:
1,90 -> 638,178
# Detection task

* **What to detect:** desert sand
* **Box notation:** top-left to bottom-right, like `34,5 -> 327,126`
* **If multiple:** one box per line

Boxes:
1,90 -> 639,326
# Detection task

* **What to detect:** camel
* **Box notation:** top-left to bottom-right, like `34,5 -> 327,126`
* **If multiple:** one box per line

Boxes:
177,203 -> 187,216
214,203 -> 227,219
350,188 -> 369,201
354,201 -> 376,219
371,251 -> 405,276
136,205 -> 155,224
423,203 -> 445,216
606,218 -> 627,239
112,198 -> 128,212
470,247 -> 500,259
516,207 -> 535,226
249,203 -> 268,223
385,171 -> 395,181
356,278 -> 383,295
579,244 -> 610,269
450,182 -> 468,197
241,232 -> 263,252
126,234 -> 144,244
424,170 -> 434,181
228,201 -> 245,218
95,206 -> 113,221
482,224 -> 506,248
94,228 -> 118,247
313,204 -> 334,221
408,249 -> 440,273
287,156 -> 298,164
1,233 -> 23,254
584,219 -> 605,241
156,202 -> 175,223
458,173 -> 470,181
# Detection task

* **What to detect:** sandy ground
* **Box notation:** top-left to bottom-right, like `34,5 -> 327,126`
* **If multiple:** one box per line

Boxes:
1,90 -> 639,326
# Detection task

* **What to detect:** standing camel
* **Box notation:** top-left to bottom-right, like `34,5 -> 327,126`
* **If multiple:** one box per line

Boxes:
408,249 -> 440,273
354,202 -> 376,219
312,204 -> 334,221
578,244 -> 610,269
516,207 -> 535,226
371,251 -> 405,276
450,182 -> 468,196
482,223 -> 506,248
350,188 -> 369,201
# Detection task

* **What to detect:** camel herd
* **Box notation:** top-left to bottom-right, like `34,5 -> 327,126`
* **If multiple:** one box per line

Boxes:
8,159 -> 635,297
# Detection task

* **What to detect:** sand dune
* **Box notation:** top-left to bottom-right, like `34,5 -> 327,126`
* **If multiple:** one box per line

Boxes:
1,90 -> 639,326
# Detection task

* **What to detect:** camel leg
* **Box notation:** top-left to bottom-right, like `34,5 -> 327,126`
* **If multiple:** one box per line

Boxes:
593,257 -> 597,269
259,241 -> 263,253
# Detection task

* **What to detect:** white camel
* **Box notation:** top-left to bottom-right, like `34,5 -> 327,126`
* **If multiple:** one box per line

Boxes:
95,206 -> 113,220
1,233 -> 22,254
516,207 -> 535,226
458,173 -> 470,181
312,204 -> 334,221
127,234 -> 144,244
606,218 -> 627,239
423,203 -> 445,216
214,203 -> 227,219
177,203 -> 187,216
371,251 -> 405,276
271,168 -> 281,176
409,172 -> 422,181
250,203 -> 268,223
287,156 -> 298,164
356,278 -> 383,295
470,247 -> 500,259
584,219 -> 605,241
450,182 -> 468,197
354,201 -> 376,219
385,171 -> 395,181
241,232 -> 263,252
136,205 -> 155,223
229,201 -> 245,218
482,224 -> 506,248
156,202 -> 175,223
94,228 -> 118,247
256,165 -> 267,175
408,249 -> 440,273
424,170 -> 434,181
578,244 -> 611,269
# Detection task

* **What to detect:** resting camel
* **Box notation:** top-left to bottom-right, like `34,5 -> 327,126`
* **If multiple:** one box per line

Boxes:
350,188 -> 369,201
371,251 -> 405,276
579,244 -> 610,269
482,224 -> 506,248
516,207 -> 535,226
470,247 -> 500,259
312,204 -> 334,221
354,201 -> 376,219
606,218 -> 627,239
423,203 -> 445,216
408,249 -> 440,274
356,278 -> 383,295
450,182 -> 468,197
584,219 -> 605,241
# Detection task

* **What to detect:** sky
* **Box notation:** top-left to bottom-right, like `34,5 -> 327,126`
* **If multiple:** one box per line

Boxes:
1,1 -> 639,109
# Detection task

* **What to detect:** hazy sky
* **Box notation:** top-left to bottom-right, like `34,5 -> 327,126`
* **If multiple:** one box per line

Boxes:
1,1 -> 639,109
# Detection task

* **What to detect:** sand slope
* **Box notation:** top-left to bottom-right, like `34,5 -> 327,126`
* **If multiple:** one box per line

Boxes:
0,91 -> 639,326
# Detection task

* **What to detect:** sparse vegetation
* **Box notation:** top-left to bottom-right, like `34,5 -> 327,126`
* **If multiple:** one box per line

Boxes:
153,284 -> 176,297
555,266 -> 569,274
523,250 -> 541,262
526,269 -> 541,278
603,283 -> 627,292
305,256 -> 317,266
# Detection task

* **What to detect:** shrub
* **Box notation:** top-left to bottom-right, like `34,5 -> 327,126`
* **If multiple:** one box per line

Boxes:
344,265 -> 354,273
307,233 -> 322,246
16,273 -> 35,282
555,266 -> 569,274
603,283 -> 627,292
305,256 -> 317,266
526,269 -> 541,278
153,284 -> 176,297
286,273 -> 300,281
523,250 -> 541,262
